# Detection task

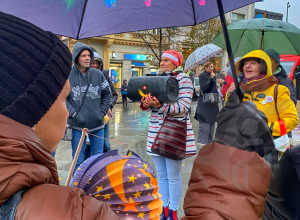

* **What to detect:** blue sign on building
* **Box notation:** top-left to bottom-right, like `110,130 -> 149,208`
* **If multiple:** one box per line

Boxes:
124,54 -> 149,61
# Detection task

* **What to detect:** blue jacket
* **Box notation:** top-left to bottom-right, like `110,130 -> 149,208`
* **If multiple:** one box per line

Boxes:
66,42 -> 111,132
121,79 -> 128,95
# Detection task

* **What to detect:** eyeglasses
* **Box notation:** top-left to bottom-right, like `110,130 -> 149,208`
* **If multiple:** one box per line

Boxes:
244,61 -> 259,66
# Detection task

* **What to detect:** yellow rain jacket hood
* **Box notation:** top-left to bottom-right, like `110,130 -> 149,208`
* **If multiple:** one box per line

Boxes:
236,50 -> 273,81
234,50 -> 298,136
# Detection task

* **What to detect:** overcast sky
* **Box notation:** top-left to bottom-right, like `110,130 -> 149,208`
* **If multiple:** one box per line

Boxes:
255,0 -> 300,28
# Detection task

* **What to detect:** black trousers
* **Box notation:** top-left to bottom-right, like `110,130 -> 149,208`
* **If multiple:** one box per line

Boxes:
122,95 -> 127,105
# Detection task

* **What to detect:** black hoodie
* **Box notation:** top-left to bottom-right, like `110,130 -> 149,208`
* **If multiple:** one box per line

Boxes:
274,65 -> 297,106
66,42 -> 111,132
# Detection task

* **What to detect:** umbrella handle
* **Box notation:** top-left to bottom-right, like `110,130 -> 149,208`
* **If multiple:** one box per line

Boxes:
65,128 -> 88,186
216,0 -> 243,101
260,30 -> 265,50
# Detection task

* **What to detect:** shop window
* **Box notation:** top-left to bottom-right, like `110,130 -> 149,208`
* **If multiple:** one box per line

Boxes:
131,67 -> 143,77
110,63 -> 122,88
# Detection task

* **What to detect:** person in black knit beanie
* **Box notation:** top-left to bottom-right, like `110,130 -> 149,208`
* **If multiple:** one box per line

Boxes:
0,12 -> 120,220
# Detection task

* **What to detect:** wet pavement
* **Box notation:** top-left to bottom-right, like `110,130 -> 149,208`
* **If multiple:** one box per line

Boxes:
55,100 -> 300,219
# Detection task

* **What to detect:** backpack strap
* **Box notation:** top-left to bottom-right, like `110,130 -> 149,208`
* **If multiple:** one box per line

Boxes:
274,84 -> 279,117
270,84 -> 280,133
0,189 -> 27,220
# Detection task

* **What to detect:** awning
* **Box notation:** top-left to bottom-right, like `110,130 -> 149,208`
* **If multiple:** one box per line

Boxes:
132,62 -> 146,67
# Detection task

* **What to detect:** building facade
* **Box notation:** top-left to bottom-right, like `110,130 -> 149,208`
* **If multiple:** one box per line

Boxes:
254,9 -> 283,20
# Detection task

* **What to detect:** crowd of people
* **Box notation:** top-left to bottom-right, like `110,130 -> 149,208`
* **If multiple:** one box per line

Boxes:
0,11 -> 300,220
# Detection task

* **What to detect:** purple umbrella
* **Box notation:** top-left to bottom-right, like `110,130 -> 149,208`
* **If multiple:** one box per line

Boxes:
1,0 -> 258,40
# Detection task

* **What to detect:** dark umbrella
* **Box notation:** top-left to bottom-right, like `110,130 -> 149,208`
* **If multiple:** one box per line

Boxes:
1,0 -> 256,93
1,0 -> 258,40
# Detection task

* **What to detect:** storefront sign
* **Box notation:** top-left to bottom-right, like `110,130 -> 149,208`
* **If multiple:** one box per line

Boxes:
124,54 -> 149,61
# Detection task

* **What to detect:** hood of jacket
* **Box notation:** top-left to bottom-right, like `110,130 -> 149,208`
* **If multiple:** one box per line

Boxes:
275,65 -> 288,78
0,114 -> 59,206
236,50 -> 273,84
72,42 -> 94,73
93,51 -> 104,71
123,79 -> 127,83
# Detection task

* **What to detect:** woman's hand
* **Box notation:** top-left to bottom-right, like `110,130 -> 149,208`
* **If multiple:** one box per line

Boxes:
210,71 -> 215,78
141,94 -> 162,108
227,83 -> 235,95
216,79 -> 225,84
141,96 -> 151,109
150,96 -> 162,108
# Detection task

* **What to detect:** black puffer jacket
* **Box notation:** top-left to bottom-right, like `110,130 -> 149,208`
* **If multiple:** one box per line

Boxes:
263,146 -> 300,219
274,65 -> 297,106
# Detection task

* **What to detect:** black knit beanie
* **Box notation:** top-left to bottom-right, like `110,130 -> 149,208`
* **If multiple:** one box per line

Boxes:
0,12 -> 72,127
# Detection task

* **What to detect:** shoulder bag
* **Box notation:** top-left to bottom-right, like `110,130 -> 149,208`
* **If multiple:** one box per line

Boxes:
151,114 -> 189,160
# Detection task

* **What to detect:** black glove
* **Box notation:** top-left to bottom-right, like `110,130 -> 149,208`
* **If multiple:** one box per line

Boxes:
214,88 -> 275,157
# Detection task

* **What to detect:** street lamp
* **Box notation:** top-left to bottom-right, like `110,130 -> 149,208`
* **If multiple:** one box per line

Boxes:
286,2 -> 291,22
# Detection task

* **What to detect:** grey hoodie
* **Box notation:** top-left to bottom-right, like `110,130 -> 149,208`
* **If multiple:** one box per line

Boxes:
66,42 -> 111,132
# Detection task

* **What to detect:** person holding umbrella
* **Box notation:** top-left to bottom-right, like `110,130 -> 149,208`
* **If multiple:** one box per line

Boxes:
195,62 -> 225,147
140,50 -> 197,220
227,50 -> 299,169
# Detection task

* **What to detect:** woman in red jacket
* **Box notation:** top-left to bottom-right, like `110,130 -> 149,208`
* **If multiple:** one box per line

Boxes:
221,57 -> 242,98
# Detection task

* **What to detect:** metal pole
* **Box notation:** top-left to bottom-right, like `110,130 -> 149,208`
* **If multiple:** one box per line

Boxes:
216,0 -> 243,100
206,20 -> 209,44
286,2 -> 290,22
159,28 -> 162,62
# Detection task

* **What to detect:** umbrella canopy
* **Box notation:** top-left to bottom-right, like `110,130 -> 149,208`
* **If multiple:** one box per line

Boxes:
184,43 -> 223,72
71,149 -> 162,220
0,0 -> 258,39
212,18 -> 300,57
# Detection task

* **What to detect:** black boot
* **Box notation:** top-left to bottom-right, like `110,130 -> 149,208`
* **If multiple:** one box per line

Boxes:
160,207 -> 169,220
167,210 -> 177,220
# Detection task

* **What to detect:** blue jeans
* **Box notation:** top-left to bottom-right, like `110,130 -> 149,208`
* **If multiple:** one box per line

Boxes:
71,129 -> 104,173
103,123 -> 111,153
152,156 -> 182,211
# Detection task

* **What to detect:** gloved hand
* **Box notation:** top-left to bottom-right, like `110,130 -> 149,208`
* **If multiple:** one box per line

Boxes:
214,88 -> 275,157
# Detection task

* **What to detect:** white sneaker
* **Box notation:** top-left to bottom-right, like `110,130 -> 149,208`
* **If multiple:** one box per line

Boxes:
197,142 -> 205,149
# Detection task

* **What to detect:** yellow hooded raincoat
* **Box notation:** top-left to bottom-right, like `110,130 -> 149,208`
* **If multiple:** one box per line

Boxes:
232,50 -> 298,136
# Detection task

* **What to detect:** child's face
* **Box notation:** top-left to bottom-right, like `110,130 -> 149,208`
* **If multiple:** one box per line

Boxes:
243,59 -> 261,80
